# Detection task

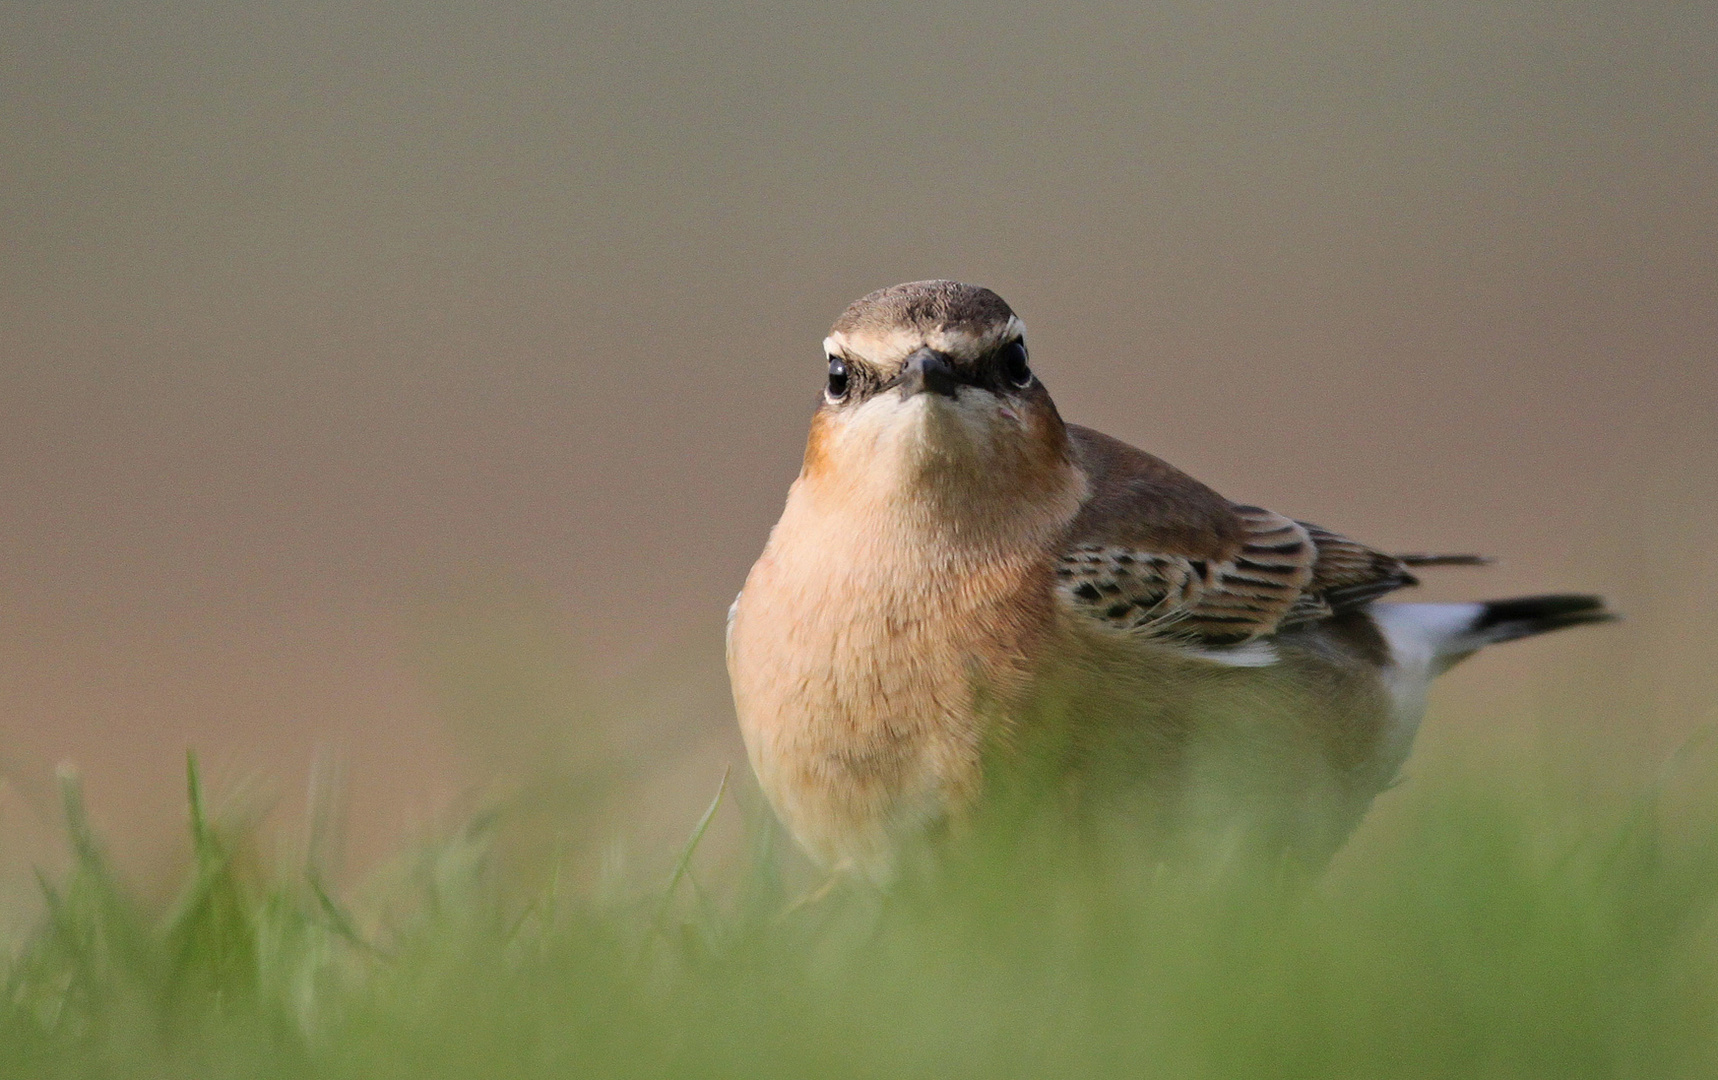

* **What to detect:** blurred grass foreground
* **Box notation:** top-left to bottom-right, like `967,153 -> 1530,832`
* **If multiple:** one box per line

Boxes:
5,732 -> 1718,1079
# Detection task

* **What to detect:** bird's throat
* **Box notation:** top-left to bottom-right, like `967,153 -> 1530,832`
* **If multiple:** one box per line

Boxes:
798,394 -> 1085,551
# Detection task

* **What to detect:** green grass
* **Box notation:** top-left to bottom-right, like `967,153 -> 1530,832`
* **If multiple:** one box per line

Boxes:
5,741 -> 1718,1080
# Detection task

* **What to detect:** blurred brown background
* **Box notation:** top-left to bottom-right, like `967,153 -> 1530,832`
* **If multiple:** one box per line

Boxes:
2,2 -> 1714,886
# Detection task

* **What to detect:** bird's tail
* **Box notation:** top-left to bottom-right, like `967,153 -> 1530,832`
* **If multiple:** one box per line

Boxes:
1371,594 -> 1617,676
1464,594 -> 1618,648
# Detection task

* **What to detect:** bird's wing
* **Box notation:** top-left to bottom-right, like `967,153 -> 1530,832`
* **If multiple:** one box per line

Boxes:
1057,425 -> 1421,654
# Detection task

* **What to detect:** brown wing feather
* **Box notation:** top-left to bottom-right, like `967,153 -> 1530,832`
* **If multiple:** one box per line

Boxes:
1064,426 -> 1242,560
1059,426 -> 1427,649
1297,522 -> 1419,612
1174,506 -> 1316,643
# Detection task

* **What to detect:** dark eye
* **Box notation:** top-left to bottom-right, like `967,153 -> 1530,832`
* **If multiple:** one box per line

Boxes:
999,340 -> 1031,388
826,355 -> 850,400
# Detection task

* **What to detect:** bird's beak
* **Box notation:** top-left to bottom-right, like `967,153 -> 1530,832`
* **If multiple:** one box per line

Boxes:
893,347 -> 961,399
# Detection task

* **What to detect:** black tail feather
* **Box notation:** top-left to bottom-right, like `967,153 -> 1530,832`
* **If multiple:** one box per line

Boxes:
1471,594 -> 1618,646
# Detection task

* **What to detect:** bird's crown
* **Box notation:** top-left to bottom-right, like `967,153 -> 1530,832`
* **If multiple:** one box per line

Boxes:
831,280 -> 1014,339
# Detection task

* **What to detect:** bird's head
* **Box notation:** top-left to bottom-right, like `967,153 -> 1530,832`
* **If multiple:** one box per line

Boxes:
802,281 -> 1076,520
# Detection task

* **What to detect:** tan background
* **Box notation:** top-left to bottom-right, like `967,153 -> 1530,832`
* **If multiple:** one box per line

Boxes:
2,2 -> 1714,885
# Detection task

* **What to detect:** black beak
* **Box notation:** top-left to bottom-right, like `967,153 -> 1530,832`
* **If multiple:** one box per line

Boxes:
894,347 -> 961,398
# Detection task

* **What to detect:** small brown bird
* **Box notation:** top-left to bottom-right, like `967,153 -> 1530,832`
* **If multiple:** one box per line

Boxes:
727,280 -> 1613,879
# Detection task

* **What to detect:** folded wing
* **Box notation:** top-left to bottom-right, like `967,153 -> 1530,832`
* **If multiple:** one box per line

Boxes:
1057,425 -> 1449,653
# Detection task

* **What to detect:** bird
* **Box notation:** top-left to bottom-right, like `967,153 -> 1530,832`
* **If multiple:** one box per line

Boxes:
726,280 -> 1614,880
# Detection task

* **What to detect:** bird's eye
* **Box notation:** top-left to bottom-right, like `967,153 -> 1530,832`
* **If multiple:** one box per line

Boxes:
826,355 -> 850,400
999,340 -> 1031,388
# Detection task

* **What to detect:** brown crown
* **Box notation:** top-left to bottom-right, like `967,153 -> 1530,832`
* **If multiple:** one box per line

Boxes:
830,280 -> 1015,337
